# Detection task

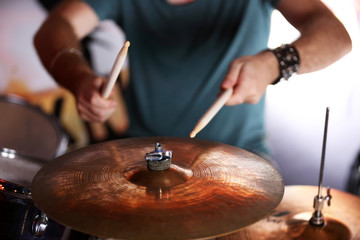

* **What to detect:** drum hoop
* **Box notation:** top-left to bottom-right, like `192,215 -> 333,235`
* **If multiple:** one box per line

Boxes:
0,178 -> 33,202
0,147 -> 48,165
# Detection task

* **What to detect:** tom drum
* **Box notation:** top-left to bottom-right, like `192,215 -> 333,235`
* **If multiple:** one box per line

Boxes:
0,95 -> 68,161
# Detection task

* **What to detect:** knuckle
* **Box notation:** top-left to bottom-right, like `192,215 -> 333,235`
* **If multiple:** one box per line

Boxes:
247,94 -> 261,104
89,95 -> 98,105
231,95 -> 244,105
99,114 -> 109,123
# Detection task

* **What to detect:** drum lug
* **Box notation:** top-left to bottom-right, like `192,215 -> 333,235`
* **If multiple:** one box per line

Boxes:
32,212 -> 48,237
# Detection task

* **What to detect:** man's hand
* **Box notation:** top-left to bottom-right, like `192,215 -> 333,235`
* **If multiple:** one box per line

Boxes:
221,50 -> 279,106
74,75 -> 117,123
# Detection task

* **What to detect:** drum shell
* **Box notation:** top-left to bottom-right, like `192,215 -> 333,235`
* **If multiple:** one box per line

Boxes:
0,180 -> 66,240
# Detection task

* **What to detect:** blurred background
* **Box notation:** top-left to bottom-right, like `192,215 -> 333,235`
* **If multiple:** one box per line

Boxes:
0,0 -> 359,192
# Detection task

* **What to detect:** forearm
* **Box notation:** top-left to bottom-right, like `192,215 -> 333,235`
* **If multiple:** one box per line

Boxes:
34,16 -> 94,95
222,1 -> 352,105
278,1 -> 352,74
34,0 -> 100,96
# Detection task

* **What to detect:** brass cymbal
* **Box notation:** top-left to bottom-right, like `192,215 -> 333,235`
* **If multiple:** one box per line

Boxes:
218,185 -> 360,240
31,137 -> 284,240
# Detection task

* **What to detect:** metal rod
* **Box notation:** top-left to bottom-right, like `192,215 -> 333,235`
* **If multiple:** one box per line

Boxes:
317,107 -> 330,197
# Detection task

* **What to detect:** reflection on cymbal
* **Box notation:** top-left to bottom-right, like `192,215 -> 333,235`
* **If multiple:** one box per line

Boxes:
218,185 -> 360,240
31,137 -> 284,240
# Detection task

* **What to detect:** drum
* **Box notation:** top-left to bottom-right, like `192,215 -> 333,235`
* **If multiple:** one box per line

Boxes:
0,95 -> 68,161
0,179 -> 67,240
217,185 -> 360,240
0,148 -> 47,188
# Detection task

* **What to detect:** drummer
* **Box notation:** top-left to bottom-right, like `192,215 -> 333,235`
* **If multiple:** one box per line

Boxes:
33,0 -> 351,159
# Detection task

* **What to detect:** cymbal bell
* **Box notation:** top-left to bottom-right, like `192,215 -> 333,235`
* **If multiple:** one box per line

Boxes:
31,137 -> 284,240
218,185 -> 360,240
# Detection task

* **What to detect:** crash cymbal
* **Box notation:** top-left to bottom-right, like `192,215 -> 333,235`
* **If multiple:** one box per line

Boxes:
218,185 -> 360,240
31,137 -> 284,240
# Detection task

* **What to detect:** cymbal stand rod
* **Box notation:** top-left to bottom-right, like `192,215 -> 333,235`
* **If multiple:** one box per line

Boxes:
310,107 -> 332,226
317,107 -> 330,197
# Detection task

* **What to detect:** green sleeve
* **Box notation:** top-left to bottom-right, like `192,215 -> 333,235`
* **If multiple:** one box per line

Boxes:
82,0 -> 122,22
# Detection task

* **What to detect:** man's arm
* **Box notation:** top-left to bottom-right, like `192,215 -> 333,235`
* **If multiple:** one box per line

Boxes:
34,0 -> 116,122
277,0 -> 352,73
223,0 -> 352,105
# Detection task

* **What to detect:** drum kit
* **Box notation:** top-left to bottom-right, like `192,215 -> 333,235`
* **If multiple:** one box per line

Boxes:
0,95 -> 70,240
1,96 -> 360,240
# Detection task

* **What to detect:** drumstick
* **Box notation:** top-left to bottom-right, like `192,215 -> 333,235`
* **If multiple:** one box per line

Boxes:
101,41 -> 130,99
190,88 -> 233,138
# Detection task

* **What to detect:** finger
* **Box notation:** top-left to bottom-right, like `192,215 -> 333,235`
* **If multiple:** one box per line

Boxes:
79,107 -> 114,123
81,89 -> 117,111
77,100 -> 116,122
227,81 -> 246,106
77,102 -> 100,122
79,90 -> 117,118
222,60 -> 243,89
78,111 -> 93,122
80,112 -> 106,123
98,97 -> 117,109
225,68 -> 249,106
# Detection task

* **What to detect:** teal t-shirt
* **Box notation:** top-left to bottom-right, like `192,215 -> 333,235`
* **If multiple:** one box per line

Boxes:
83,0 -> 279,155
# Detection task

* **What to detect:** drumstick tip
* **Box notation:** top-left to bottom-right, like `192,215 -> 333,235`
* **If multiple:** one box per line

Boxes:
124,41 -> 130,47
189,131 -> 197,138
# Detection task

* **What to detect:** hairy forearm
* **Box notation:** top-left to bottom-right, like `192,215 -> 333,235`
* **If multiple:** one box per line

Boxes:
34,0 -> 101,96
34,16 -> 94,95
277,0 -> 352,75
293,10 -> 352,74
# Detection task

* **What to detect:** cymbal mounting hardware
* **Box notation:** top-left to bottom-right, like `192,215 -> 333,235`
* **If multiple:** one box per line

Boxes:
310,187 -> 332,226
145,143 -> 172,171
310,107 -> 332,226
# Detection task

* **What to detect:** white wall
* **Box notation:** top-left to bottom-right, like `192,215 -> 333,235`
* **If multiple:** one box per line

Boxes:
0,0 -> 56,92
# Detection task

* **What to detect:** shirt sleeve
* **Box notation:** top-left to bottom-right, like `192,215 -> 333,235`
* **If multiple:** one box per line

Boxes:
267,0 -> 281,8
82,0 -> 122,22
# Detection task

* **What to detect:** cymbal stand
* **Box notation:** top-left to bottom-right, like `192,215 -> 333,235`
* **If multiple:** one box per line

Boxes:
310,107 -> 332,226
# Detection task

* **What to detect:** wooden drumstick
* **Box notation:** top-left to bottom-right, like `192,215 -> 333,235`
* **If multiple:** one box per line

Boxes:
190,88 -> 233,138
101,41 -> 130,99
